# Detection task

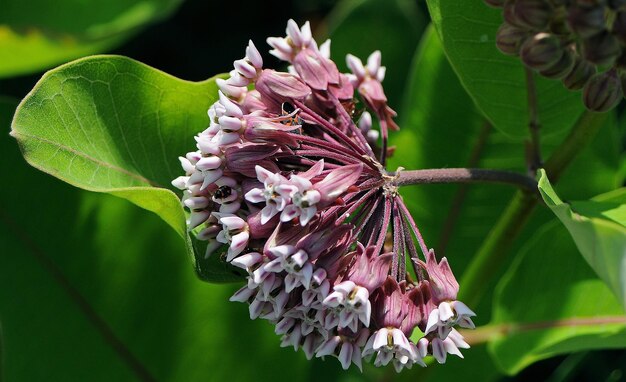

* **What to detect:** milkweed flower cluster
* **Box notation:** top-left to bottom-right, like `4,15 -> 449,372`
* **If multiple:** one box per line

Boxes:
172,19 -> 475,372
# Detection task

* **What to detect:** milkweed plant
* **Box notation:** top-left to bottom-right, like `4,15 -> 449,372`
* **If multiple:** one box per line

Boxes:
8,1 -> 626,378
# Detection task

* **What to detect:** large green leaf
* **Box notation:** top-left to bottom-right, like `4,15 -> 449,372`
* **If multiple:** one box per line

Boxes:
388,25 -> 621,294
538,169 -> 626,310
487,222 -> 626,375
0,0 -> 182,78
0,122 -> 324,381
425,0 -> 585,137
324,0 -> 427,109
10,55 -> 239,282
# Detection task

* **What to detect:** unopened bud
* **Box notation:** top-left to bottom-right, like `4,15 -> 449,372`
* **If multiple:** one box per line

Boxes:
549,17 -> 570,35
496,23 -> 530,55
540,48 -> 575,78
484,0 -> 506,7
582,31 -> 621,65
612,11 -> 626,44
513,0 -> 553,30
566,5 -> 607,39
582,69 -> 623,112
503,0 -> 524,27
520,33 -> 564,71
562,56 -> 596,89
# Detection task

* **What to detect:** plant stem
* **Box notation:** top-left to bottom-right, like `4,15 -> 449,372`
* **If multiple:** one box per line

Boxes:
461,315 -> 626,345
395,168 -> 538,193
544,111 -> 609,182
459,190 -> 538,307
458,111 -> 608,308
438,122 -> 493,256
525,67 -> 542,174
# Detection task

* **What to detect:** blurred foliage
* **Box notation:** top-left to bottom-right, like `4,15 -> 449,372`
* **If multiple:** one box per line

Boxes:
0,0 -> 183,77
425,0 -> 585,138
490,221 -> 626,374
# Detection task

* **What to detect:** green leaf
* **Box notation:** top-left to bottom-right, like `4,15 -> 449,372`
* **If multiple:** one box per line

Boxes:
424,0 -> 585,137
325,0 -> 427,108
389,25 -> 621,285
0,0 -> 183,77
10,55 -> 239,282
0,127 -> 323,381
538,169 -> 626,309
487,222 -> 626,375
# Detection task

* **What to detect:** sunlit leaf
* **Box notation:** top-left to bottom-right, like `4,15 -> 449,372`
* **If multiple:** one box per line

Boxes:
487,222 -> 626,375
0,0 -> 183,77
10,56 -> 238,282
538,169 -> 626,309
424,0 -> 585,137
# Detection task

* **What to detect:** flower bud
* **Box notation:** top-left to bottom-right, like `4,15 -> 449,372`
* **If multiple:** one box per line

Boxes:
496,23 -> 530,55
503,0 -> 524,27
513,0 -> 553,30
562,56 -> 596,89
566,5 -> 607,39
582,31 -> 621,65
612,11 -> 626,44
484,0 -> 506,7
539,48 -> 575,78
582,69 -> 623,112
520,33 -> 564,71
549,17 -> 570,35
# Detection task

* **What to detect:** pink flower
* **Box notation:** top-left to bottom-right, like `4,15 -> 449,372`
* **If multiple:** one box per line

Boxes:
172,19 -> 475,372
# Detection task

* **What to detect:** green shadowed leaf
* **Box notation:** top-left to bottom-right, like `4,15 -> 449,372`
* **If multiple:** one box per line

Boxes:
538,169 -> 626,309
10,55 -> 239,282
388,26 -> 621,307
487,222 -> 626,375
424,0 -> 585,137
324,0 -> 427,109
0,125 -> 320,381
0,0 -> 183,78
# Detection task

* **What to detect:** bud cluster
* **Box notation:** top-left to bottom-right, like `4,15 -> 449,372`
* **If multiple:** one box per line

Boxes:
488,0 -> 626,111
172,20 -> 475,371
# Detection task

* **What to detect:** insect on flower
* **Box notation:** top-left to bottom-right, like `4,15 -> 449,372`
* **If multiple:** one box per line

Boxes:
172,19 -> 475,372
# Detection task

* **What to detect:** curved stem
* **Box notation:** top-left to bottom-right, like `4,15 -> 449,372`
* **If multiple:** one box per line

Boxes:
395,168 -> 538,193
525,67 -> 542,173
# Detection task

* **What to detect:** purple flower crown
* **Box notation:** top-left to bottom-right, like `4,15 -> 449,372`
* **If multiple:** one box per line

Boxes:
173,20 -> 475,372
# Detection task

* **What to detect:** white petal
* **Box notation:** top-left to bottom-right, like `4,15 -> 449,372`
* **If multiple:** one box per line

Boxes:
372,328 -> 389,350
267,245 -> 295,259
244,188 -> 266,203
338,343 -> 353,370
452,300 -> 476,317
424,308 -> 440,335
438,301 -> 454,322
260,205 -> 279,224
219,215 -> 245,230
432,338 -> 447,364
